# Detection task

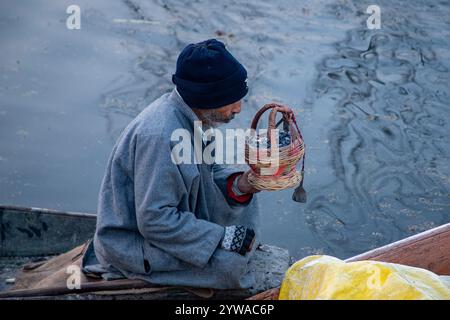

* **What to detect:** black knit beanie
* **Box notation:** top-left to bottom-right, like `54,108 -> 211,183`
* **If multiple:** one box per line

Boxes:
172,39 -> 248,109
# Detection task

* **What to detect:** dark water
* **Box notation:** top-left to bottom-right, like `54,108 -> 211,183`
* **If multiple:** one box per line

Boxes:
0,0 -> 449,259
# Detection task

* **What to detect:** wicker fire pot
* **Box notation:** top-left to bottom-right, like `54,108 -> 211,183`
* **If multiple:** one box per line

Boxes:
245,103 -> 306,193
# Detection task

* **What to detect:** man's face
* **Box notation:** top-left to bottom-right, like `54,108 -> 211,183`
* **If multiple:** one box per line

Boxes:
194,100 -> 242,127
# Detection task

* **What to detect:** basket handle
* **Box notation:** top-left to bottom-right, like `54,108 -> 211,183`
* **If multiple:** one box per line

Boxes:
250,103 -> 293,130
268,105 -> 294,130
250,103 -> 295,143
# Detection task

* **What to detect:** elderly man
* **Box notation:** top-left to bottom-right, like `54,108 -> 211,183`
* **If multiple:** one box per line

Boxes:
85,39 -> 261,289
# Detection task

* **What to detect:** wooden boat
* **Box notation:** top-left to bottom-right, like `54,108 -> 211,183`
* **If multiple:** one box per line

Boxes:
0,204 -> 448,299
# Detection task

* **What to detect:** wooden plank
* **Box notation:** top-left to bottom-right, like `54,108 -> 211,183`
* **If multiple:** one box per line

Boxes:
0,205 -> 96,257
345,223 -> 450,275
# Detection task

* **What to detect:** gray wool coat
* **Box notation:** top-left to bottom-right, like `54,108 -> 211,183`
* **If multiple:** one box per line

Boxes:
90,89 -> 261,289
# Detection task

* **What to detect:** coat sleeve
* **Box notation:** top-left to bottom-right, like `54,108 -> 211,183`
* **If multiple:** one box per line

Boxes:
133,133 -> 225,268
211,164 -> 253,206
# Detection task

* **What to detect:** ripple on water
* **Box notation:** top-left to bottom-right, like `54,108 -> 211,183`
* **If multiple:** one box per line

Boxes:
303,0 -> 450,257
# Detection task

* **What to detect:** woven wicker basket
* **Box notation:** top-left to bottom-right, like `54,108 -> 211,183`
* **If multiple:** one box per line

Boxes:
245,103 -> 305,191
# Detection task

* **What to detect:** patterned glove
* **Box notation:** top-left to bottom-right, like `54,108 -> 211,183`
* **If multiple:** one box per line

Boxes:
220,225 -> 256,256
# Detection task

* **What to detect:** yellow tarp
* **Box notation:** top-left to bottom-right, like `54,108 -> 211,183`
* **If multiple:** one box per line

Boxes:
279,255 -> 450,300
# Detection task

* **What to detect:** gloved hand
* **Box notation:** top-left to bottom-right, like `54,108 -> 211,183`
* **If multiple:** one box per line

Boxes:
220,225 -> 256,256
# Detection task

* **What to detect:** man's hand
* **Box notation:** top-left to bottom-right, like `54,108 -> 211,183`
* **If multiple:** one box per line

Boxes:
237,170 -> 261,194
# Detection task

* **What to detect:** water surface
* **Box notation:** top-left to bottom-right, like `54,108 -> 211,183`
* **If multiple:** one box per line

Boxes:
0,0 -> 449,259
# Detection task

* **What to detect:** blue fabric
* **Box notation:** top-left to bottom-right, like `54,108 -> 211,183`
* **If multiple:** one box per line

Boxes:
90,89 -> 261,289
172,39 -> 248,109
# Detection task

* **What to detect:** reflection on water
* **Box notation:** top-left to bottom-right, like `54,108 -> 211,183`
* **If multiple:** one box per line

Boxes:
0,0 -> 449,259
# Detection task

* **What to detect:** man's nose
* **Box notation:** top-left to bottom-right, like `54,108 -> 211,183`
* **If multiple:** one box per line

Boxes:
232,103 -> 241,114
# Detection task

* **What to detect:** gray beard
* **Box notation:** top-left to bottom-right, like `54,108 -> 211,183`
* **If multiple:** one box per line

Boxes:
195,110 -> 234,128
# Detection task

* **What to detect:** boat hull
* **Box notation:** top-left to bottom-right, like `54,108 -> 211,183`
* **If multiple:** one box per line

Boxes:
0,205 -> 95,257
1,205 -> 448,300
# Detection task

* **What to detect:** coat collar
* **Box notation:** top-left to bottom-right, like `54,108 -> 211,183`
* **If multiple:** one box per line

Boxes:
169,87 -> 199,124
169,88 -> 207,144
168,88 -> 215,145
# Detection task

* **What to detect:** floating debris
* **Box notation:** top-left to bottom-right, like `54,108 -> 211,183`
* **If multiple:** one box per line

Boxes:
113,18 -> 160,25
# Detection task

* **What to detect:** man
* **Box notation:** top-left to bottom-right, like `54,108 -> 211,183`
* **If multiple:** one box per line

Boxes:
85,39 -> 261,289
